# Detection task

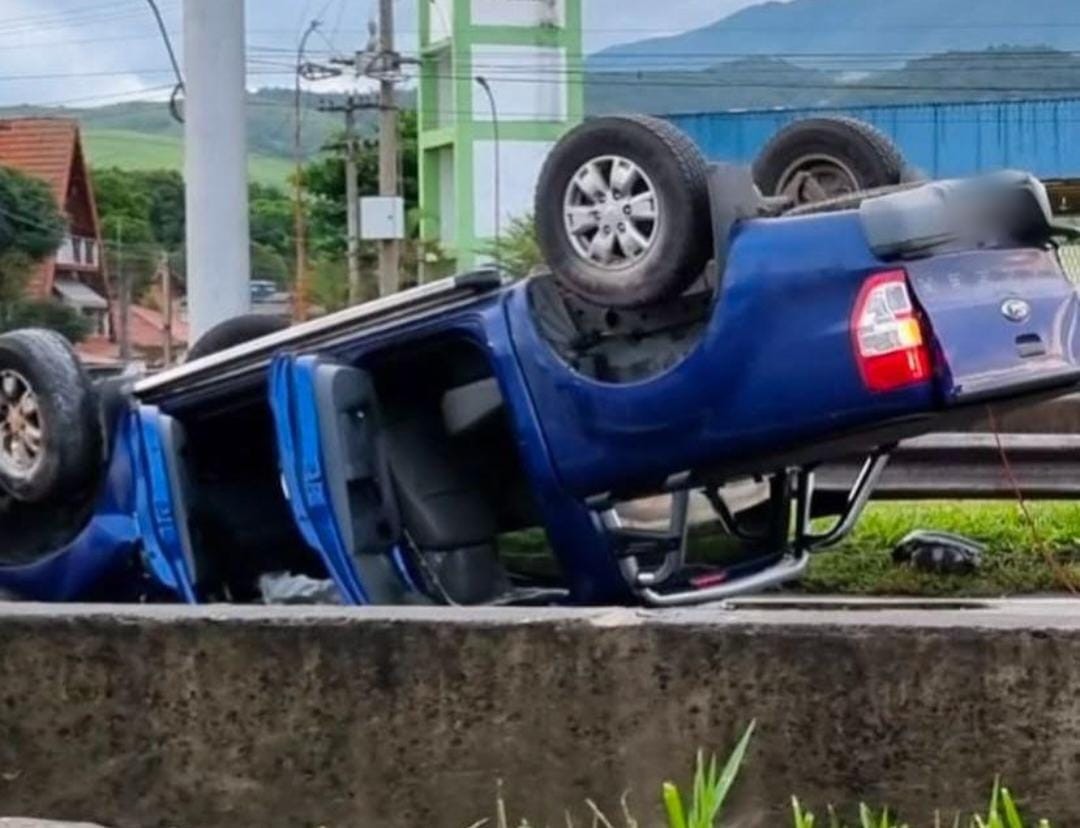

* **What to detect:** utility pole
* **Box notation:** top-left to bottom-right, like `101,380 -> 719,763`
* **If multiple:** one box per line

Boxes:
292,20 -> 321,323
377,0 -> 400,296
160,252 -> 174,367
319,96 -> 376,305
345,104 -> 362,304
315,3 -> 414,296
182,0 -> 251,340
116,218 -> 130,364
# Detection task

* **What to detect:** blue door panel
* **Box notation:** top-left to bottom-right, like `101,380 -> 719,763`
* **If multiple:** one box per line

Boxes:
269,354 -> 367,604
130,406 -> 197,603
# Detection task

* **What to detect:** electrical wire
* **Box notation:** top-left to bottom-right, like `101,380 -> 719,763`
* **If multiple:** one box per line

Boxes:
11,84 -> 176,109
143,0 -> 184,124
986,404 -> 1080,594
0,2 -> 178,38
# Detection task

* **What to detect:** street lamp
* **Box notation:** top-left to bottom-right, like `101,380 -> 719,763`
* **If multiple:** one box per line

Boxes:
475,76 -> 501,267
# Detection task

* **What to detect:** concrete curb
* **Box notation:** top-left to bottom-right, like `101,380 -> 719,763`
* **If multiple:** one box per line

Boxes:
0,601 -> 1077,827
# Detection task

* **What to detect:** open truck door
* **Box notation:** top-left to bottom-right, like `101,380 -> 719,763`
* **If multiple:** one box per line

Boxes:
269,354 -> 422,605
129,406 -> 199,603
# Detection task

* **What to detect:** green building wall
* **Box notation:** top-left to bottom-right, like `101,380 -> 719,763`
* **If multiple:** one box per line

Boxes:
418,0 -> 583,271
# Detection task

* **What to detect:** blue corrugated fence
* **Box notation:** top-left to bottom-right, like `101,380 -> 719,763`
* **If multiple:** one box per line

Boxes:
668,97 -> 1080,180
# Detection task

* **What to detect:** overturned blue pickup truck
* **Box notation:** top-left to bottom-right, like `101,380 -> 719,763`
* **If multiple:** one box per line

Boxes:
1,115 -> 1078,607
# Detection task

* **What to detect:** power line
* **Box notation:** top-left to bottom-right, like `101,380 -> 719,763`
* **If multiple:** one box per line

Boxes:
396,68 -> 1080,97
7,84 -> 176,109
0,0 -> 148,28
0,2 -> 179,38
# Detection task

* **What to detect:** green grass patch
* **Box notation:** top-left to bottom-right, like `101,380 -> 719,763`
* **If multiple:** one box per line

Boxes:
84,129 -> 294,188
774,501 -> 1080,597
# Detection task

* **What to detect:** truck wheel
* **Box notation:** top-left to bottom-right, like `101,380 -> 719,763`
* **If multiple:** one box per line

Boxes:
186,314 -> 288,361
753,116 -> 905,205
0,329 -> 100,503
535,115 -> 713,308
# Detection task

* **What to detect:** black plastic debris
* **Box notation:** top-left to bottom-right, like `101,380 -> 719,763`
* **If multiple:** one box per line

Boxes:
892,530 -> 985,575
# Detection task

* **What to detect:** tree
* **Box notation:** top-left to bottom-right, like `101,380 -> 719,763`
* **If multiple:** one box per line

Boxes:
92,167 -> 161,299
479,214 -> 543,277
251,242 -> 289,286
249,183 -> 294,263
94,168 -> 300,295
0,167 -> 66,298
300,111 -> 423,300
0,300 -> 89,343
0,166 -> 86,341
140,169 -> 185,250
304,110 -> 420,254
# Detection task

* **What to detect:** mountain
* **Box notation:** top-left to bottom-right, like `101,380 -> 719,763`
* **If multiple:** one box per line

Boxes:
586,48 -> 1080,115
0,89 -> 349,159
587,57 -> 840,115
0,89 -> 379,188
589,0 -> 1080,72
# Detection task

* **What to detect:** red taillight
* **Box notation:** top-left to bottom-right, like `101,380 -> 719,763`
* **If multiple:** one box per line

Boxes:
851,270 -> 932,392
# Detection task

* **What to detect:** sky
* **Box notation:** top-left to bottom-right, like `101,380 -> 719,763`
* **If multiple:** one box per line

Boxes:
0,0 -> 769,108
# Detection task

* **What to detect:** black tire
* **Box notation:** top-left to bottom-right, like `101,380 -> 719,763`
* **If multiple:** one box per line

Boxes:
535,115 -> 713,308
0,329 -> 100,503
753,116 -> 906,204
186,313 -> 289,361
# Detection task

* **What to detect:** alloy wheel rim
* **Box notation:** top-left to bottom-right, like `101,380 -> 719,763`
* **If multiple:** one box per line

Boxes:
563,154 -> 660,273
0,370 -> 43,480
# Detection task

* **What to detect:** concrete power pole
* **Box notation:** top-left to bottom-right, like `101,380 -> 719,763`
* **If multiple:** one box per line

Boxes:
117,218 -> 130,364
183,0 -> 251,340
319,96 -> 372,305
345,105 -> 362,304
161,252 -> 174,366
377,0 -> 400,296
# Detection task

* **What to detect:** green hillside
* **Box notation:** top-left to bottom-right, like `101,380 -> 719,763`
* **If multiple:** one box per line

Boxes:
83,129 -> 295,188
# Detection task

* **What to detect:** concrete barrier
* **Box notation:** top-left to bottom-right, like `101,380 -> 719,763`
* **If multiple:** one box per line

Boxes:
1,601 -> 1079,827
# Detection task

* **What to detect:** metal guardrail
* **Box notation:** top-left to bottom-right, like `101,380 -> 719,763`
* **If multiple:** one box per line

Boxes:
817,392 -> 1080,500
818,433 -> 1080,499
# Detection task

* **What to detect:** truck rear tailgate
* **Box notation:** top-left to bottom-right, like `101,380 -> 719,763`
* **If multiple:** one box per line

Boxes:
906,248 -> 1080,402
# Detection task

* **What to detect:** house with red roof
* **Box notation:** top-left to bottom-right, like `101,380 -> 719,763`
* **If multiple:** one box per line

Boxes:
0,118 -> 110,339
0,117 -> 188,365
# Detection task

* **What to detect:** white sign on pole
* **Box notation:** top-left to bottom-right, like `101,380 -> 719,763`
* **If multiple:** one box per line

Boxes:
360,196 -> 406,240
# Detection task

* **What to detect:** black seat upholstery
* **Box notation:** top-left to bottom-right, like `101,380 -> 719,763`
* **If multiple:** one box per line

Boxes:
441,377 -> 504,436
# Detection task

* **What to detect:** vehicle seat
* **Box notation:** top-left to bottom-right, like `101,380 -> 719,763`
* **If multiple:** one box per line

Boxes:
441,377 -> 503,436
383,404 -> 509,604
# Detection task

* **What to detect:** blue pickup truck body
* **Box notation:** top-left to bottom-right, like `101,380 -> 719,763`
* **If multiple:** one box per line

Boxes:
3,180 -> 1079,607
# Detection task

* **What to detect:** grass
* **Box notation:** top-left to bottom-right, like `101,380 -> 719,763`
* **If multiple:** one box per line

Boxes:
472,724 -> 1054,827
83,128 -> 294,188
502,501 -> 1080,597
798,501 -> 1080,597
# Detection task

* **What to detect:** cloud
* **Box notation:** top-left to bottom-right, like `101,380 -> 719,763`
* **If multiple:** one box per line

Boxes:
0,0 -> 170,107
0,0 -> 775,108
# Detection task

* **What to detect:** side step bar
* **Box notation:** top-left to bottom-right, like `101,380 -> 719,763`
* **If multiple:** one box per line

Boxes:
613,452 -> 890,607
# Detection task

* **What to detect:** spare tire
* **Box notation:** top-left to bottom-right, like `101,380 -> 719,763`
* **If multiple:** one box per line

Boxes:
0,329 -> 100,503
753,116 -> 905,206
535,115 -> 713,308
186,313 -> 289,361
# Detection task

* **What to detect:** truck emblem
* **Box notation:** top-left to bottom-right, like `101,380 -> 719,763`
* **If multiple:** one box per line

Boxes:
1001,298 -> 1031,323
